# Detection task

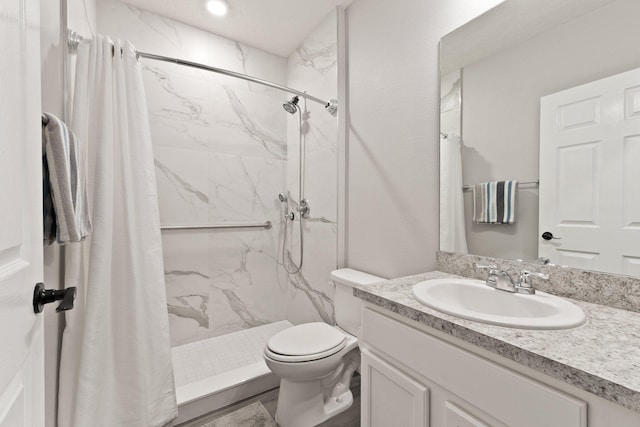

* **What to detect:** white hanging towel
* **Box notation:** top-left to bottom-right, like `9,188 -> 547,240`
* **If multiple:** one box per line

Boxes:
473,180 -> 518,224
42,113 -> 92,244
58,37 -> 177,427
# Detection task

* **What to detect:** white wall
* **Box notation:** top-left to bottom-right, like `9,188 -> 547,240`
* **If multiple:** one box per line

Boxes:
345,0 -> 503,279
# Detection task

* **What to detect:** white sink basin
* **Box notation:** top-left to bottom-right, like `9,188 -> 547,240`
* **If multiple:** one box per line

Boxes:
412,279 -> 586,330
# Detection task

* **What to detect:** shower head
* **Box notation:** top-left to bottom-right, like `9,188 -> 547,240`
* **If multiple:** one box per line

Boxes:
283,96 -> 300,114
278,193 -> 288,203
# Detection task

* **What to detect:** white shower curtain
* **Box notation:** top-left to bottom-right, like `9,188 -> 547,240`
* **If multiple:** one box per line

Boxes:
439,134 -> 468,253
58,37 -> 177,427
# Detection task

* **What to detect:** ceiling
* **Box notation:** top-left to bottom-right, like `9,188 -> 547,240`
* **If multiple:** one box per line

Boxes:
440,0 -> 617,74
120,0 -> 345,57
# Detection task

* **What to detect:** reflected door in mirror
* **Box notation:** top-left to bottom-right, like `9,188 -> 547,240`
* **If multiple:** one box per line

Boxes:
539,67 -> 640,276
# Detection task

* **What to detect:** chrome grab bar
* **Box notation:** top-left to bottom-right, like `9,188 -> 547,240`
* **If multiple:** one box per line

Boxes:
160,221 -> 272,231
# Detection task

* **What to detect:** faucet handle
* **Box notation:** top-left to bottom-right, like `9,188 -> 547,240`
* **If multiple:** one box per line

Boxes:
520,270 -> 549,280
517,270 -> 549,295
475,263 -> 498,288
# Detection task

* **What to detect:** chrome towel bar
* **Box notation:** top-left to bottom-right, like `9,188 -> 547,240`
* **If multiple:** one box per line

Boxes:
160,221 -> 272,231
462,180 -> 539,191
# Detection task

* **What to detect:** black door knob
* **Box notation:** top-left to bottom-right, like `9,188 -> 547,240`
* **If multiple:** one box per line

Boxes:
541,231 -> 561,241
33,283 -> 77,314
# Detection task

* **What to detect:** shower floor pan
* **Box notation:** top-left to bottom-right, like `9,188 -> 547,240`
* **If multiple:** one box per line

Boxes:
170,320 -> 292,425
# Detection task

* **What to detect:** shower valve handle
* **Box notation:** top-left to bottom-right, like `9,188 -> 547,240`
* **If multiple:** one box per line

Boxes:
296,199 -> 310,219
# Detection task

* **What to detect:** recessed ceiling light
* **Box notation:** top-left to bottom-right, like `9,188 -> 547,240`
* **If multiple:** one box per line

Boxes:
206,0 -> 228,16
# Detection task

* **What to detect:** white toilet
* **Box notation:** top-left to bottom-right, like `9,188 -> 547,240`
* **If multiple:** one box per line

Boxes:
264,268 -> 384,427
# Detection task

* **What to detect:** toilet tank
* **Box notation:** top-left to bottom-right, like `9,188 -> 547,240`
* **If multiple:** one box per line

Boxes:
331,268 -> 385,336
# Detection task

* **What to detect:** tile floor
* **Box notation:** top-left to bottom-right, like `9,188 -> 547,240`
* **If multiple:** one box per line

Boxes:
194,402 -> 276,427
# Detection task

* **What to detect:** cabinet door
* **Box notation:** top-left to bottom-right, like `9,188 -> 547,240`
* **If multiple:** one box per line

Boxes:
361,348 -> 429,427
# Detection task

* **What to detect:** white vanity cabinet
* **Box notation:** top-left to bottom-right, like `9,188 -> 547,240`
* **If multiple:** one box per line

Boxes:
360,306 -> 632,427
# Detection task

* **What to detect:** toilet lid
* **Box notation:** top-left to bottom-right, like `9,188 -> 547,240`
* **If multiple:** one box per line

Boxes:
267,322 -> 346,357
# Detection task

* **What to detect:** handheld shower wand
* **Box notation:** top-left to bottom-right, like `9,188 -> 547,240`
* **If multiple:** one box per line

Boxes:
278,191 -> 303,275
279,193 -> 294,220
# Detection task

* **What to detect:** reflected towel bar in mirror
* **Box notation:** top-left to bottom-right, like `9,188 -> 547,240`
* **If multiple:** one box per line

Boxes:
462,180 -> 539,191
160,221 -> 272,231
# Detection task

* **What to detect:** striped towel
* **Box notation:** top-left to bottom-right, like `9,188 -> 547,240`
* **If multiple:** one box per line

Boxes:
473,181 -> 518,224
42,113 -> 92,244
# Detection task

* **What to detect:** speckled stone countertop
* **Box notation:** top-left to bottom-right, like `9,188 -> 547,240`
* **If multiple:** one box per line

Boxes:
354,271 -> 640,413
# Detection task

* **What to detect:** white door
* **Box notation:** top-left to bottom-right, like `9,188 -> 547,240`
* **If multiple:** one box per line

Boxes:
539,67 -> 640,276
0,0 -> 44,426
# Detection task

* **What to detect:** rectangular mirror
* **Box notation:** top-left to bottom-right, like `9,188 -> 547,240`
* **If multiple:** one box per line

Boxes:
439,0 -> 640,277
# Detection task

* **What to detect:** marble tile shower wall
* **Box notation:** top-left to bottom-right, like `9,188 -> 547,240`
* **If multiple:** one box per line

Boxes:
99,1 -> 289,346
284,11 -> 338,325
98,1 -> 339,346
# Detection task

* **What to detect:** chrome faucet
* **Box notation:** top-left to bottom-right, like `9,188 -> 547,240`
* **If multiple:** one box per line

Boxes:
475,264 -> 549,295
476,264 -> 515,292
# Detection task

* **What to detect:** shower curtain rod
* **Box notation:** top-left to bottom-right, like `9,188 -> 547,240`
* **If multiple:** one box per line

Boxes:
67,30 -> 338,115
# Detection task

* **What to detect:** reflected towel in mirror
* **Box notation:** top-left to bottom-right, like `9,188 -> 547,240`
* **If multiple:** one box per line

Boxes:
473,181 -> 518,224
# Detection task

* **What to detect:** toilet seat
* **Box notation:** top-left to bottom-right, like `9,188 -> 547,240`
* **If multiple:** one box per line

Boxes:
266,322 -> 347,363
